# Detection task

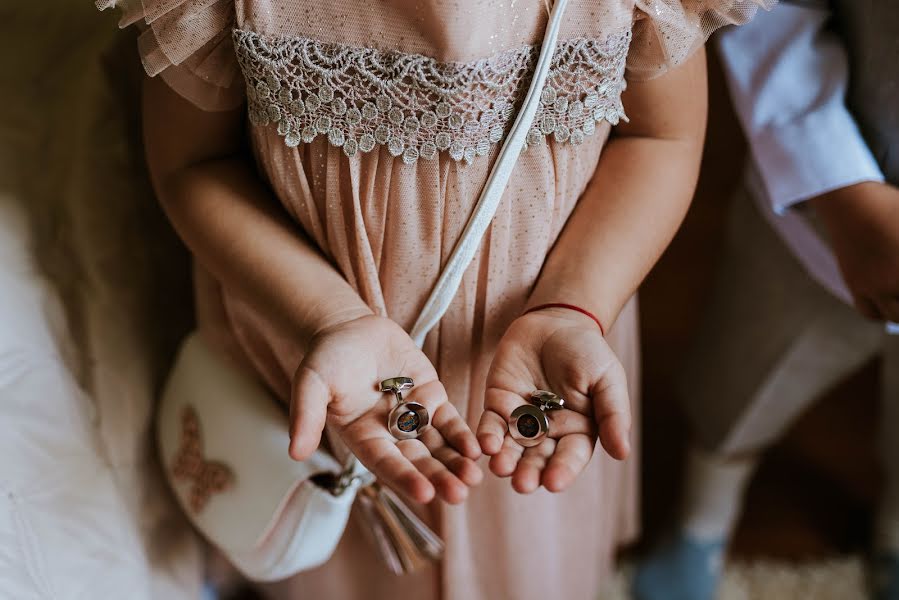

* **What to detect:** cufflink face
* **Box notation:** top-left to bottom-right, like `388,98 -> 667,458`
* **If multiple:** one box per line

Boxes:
509,404 -> 550,447
508,391 -> 565,447
388,401 -> 429,439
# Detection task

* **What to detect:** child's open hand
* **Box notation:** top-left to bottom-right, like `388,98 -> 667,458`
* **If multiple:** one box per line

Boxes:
477,307 -> 631,494
288,315 -> 482,505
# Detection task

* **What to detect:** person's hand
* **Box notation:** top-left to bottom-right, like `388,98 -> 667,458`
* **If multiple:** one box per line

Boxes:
476,307 -> 631,494
812,181 -> 899,322
288,314 -> 482,504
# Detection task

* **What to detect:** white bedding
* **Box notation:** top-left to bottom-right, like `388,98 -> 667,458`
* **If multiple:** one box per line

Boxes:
0,3 -> 202,598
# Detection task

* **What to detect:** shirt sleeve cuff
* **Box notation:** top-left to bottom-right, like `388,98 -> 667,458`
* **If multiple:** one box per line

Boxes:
749,103 -> 885,214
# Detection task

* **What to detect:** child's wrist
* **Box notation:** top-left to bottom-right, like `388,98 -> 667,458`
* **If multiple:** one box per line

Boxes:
522,302 -> 605,335
527,269 -> 617,335
525,280 -> 612,334
305,298 -> 374,340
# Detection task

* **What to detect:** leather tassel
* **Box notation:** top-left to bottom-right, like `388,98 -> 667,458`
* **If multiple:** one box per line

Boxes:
377,485 -> 443,561
355,485 -> 404,574
354,483 -> 444,575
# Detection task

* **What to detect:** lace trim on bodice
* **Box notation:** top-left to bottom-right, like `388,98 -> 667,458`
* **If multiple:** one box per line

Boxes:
234,29 -> 631,164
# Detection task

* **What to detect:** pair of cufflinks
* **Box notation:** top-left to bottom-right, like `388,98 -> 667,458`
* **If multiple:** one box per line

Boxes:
380,377 -> 563,446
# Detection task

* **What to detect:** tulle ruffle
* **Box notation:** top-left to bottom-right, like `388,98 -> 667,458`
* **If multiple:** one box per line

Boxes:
627,0 -> 776,80
96,0 -> 776,105
96,0 -> 244,110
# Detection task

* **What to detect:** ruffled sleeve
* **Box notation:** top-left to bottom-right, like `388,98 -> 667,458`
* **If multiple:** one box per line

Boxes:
627,0 -> 776,80
96,0 -> 244,111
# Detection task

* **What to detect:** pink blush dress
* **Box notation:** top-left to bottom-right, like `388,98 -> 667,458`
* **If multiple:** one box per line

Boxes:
100,0 -> 770,597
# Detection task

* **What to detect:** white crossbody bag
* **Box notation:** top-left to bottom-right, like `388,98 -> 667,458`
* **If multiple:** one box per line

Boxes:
156,0 -> 570,582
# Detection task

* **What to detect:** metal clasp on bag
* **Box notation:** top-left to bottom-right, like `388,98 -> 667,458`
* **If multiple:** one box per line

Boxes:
312,457 -> 373,497
328,468 -> 364,496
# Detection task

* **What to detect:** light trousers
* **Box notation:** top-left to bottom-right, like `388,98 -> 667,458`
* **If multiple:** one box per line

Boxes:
680,187 -> 898,476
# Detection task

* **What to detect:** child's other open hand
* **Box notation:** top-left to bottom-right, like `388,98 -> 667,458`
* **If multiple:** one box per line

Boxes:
477,307 -> 631,494
289,315 -> 482,504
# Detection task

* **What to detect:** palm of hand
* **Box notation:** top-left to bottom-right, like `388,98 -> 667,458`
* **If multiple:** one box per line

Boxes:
289,315 -> 482,504
477,309 -> 631,494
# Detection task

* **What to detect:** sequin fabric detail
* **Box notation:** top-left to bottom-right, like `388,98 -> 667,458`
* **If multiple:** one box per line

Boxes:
171,406 -> 235,513
234,29 -> 631,164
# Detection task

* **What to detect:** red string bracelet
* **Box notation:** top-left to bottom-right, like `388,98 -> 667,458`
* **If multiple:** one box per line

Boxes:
523,303 -> 605,336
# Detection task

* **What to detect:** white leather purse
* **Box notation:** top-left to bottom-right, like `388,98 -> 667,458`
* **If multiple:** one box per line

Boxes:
158,334 -> 363,581
156,0 -> 571,582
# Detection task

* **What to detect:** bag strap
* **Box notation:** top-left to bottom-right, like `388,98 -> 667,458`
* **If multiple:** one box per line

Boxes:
409,0 -> 570,347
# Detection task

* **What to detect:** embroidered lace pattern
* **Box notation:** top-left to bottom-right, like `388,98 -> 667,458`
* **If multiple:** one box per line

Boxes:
233,29 -> 631,164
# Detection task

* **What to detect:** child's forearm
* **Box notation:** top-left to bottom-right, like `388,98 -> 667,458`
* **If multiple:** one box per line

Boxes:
527,51 -> 707,330
142,76 -> 371,348
527,135 -> 700,328
158,158 -> 373,344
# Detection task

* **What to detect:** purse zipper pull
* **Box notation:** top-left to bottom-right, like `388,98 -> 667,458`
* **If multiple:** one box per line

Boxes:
325,456 -> 373,496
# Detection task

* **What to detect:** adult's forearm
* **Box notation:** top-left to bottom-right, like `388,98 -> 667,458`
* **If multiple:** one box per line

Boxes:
527,134 -> 701,330
158,158 -> 372,345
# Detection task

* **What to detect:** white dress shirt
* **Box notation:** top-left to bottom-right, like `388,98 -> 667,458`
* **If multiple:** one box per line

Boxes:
717,0 -> 898,333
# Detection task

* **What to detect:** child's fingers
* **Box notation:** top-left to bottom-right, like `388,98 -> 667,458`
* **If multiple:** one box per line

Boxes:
398,440 -> 469,504
478,388 -> 528,454
430,401 -> 481,460
511,441 -> 555,494
591,364 -> 631,460
288,366 -> 330,461
545,408 -> 597,439
542,434 -> 594,492
476,409 -> 509,455
488,435 -> 524,478
419,429 -> 483,487
597,412 -> 631,460
401,380 -> 479,459
354,435 -> 436,504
